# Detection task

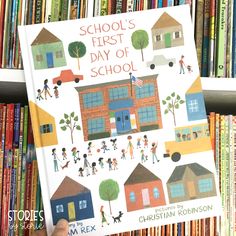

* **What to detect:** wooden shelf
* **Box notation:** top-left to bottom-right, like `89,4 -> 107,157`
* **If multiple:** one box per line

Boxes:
0,70 -> 236,113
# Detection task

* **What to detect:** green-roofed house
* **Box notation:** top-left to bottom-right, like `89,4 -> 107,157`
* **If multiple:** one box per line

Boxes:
151,12 -> 184,50
124,163 -> 166,212
31,27 -> 66,69
50,176 -> 94,225
167,163 -> 217,203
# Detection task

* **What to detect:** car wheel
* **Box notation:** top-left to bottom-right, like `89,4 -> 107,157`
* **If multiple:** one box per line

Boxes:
169,62 -> 174,67
57,80 -> 62,86
75,78 -> 80,83
150,64 -> 155,70
171,152 -> 181,162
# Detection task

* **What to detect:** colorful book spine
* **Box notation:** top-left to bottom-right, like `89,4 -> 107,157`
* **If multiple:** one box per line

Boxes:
232,0 -> 236,77
45,0 -> 52,22
0,104 -> 6,226
100,0 -> 108,15
60,0 -> 69,20
0,0 -> 6,67
35,0 -> 43,23
215,0 -> 227,77
69,0 -> 78,19
9,103 -> 21,236
116,0 -> 122,13
1,103 -> 14,236
233,116 -> 236,235
50,0 -> 61,21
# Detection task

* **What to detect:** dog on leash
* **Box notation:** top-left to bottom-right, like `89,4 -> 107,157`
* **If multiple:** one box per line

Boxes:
112,211 -> 123,223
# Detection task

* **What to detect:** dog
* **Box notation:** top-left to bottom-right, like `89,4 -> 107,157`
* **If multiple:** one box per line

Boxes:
112,211 -> 123,223
61,160 -> 70,169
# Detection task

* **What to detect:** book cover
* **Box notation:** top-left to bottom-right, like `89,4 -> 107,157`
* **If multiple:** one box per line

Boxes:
18,5 -> 221,235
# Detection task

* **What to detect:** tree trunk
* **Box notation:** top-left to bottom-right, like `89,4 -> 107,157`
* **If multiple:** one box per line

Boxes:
108,200 -> 112,215
70,129 -> 74,144
78,58 -> 80,70
141,48 -> 144,61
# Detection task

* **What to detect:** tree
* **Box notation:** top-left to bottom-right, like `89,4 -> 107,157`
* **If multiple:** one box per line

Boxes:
99,179 -> 120,215
162,92 -> 185,126
131,30 -> 149,61
59,112 -> 81,144
68,41 -> 86,70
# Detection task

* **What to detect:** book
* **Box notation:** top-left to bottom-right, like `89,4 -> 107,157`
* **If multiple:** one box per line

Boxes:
18,5 -> 222,235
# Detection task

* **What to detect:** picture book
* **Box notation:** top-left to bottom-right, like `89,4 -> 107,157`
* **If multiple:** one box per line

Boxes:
18,5 -> 222,235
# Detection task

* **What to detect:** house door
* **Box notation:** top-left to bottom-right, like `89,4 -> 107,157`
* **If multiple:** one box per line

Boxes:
164,33 -> 171,48
187,181 -> 196,199
115,110 -> 131,134
142,188 -> 150,207
68,202 -> 76,221
46,52 -> 54,68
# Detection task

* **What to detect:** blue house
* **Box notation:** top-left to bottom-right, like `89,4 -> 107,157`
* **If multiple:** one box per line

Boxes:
50,176 -> 94,225
185,77 -> 206,121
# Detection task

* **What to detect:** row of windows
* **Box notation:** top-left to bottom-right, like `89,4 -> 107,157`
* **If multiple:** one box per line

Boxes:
56,200 -> 87,213
129,188 -> 160,202
87,106 -> 158,134
155,31 -> 182,42
36,51 -> 63,62
82,84 -> 155,108
170,178 -> 213,198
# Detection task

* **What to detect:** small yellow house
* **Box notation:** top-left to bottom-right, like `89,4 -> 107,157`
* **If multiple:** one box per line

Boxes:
29,101 -> 58,147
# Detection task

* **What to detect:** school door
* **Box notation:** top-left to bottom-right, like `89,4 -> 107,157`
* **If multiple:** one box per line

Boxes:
46,52 -> 54,68
142,188 -> 150,207
115,110 -> 131,134
164,33 -> 171,48
68,202 -> 76,221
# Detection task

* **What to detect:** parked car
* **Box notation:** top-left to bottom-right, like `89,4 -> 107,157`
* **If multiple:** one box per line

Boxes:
146,55 -> 176,69
52,69 -> 83,85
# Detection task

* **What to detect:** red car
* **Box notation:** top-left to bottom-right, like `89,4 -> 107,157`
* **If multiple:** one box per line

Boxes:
52,69 -> 83,85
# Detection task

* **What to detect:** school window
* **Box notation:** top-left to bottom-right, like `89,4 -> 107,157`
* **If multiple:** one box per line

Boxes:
83,92 -> 103,108
135,83 -> 155,99
138,106 -> 157,124
156,34 -> 162,41
56,204 -> 64,213
109,86 -> 128,100
170,184 -> 185,198
129,192 -> 136,202
88,117 -> 105,134
153,188 -> 160,199
198,178 -> 213,193
187,99 -> 199,113
36,54 -> 43,61
40,124 -> 53,134
173,31 -> 181,39
56,50 -> 63,58
79,200 -> 87,209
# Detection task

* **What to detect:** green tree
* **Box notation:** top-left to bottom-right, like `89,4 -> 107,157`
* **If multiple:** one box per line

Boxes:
68,41 -> 86,70
131,30 -> 149,61
99,179 -> 120,215
162,92 -> 185,126
59,112 -> 81,144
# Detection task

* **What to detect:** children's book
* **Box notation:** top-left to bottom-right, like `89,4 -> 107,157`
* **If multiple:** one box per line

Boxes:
18,5 -> 222,235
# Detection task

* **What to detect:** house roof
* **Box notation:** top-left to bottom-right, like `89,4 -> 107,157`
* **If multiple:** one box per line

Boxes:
51,176 -> 90,200
186,76 -> 202,94
75,74 -> 158,92
167,163 -> 212,183
124,163 -> 161,185
152,12 -> 181,29
31,28 -> 61,45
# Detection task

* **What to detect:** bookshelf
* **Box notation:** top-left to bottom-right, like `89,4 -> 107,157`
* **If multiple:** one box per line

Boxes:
1,69 -> 235,114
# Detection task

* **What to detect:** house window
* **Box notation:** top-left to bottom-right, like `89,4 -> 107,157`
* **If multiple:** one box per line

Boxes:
170,184 -> 185,198
79,200 -> 87,209
173,31 -> 181,39
156,34 -> 162,41
129,192 -> 136,202
109,86 -> 128,100
198,178 -> 213,193
135,83 -> 155,99
56,204 -> 64,213
88,117 -> 105,134
138,106 -> 157,124
36,54 -> 43,61
83,92 -> 103,108
40,124 -> 53,134
153,187 -> 160,199
56,51 -> 63,58
187,99 -> 199,113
